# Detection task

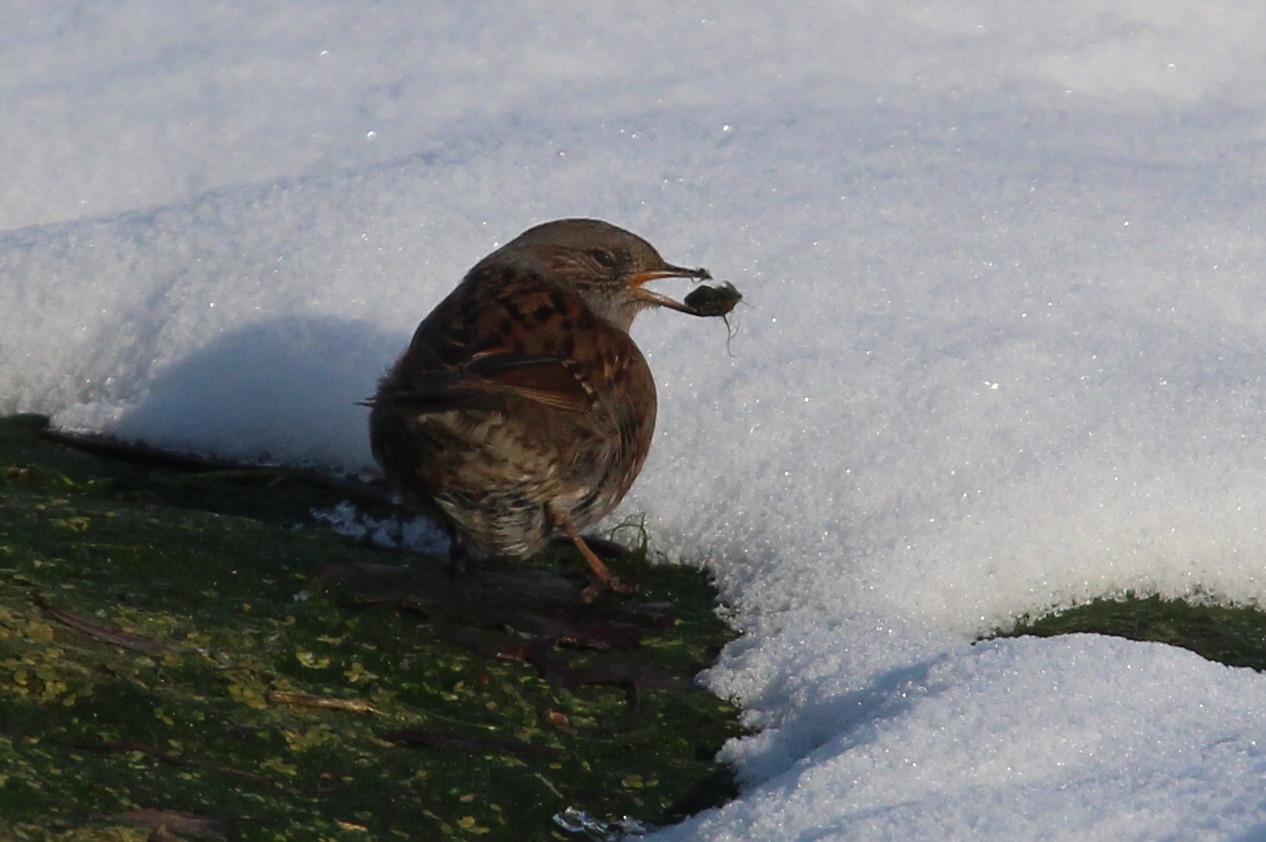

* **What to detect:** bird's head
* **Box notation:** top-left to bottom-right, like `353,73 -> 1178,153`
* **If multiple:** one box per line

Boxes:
484,218 -> 711,331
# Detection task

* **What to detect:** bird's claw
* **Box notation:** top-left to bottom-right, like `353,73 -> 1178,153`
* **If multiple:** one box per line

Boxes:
581,576 -> 640,603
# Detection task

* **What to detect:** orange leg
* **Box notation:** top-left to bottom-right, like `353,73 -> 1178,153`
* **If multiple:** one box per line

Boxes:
552,510 -> 638,600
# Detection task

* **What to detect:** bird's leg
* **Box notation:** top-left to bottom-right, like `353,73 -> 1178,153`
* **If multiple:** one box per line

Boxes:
446,536 -> 470,580
551,510 -> 639,601
548,533 -> 632,558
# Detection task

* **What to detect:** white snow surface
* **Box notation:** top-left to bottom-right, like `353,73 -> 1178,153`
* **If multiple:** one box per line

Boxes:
6,3 -> 1266,839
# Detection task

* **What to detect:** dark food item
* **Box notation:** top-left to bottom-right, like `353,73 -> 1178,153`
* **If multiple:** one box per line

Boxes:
684,281 -> 743,317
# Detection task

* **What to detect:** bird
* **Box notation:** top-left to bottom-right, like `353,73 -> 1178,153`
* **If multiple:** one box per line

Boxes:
367,218 -> 712,598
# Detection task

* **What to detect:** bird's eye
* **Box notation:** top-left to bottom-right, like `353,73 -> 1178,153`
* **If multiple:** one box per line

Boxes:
591,248 -> 618,268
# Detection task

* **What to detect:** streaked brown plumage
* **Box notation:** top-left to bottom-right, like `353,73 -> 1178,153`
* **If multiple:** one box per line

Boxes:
367,218 -> 711,596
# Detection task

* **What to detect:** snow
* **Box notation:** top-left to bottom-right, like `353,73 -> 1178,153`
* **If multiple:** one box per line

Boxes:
5,3 -> 1266,838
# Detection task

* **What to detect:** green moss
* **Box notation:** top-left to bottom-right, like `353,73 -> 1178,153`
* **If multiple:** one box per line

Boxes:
0,414 -> 742,840
995,593 -> 1266,672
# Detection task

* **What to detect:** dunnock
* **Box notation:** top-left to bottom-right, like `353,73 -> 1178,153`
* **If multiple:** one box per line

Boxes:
368,218 -> 716,597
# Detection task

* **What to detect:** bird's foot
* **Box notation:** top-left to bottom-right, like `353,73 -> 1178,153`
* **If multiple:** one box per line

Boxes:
552,510 -> 640,602
581,575 -> 640,604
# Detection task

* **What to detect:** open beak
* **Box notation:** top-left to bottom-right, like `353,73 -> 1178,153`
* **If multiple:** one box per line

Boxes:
628,263 -> 712,315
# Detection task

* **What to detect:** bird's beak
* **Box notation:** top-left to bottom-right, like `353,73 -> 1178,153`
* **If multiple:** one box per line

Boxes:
628,263 -> 713,315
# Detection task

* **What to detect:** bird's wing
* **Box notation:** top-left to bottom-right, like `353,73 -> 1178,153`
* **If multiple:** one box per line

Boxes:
368,350 -> 595,415
463,350 -> 595,411
368,264 -> 620,417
